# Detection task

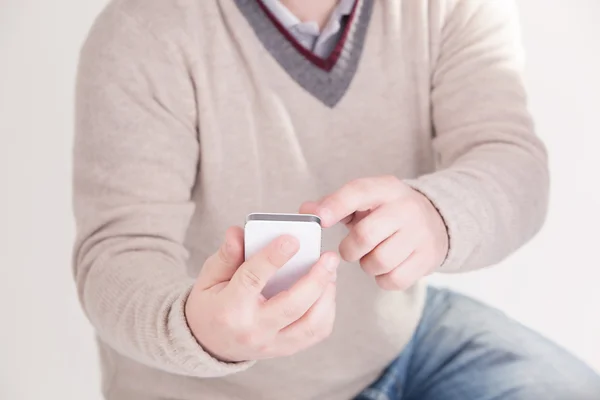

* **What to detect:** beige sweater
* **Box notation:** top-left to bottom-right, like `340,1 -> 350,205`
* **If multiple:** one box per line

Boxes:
72,0 -> 549,399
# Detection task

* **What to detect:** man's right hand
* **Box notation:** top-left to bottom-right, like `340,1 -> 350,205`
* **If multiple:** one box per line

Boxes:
185,227 -> 339,363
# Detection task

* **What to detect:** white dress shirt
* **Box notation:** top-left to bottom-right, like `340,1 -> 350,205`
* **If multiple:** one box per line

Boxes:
261,0 -> 356,58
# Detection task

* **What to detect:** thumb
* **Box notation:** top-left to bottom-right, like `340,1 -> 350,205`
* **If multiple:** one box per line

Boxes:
197,226 -> 245,290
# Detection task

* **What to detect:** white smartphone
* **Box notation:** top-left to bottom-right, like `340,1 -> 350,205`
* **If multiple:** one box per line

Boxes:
244,213 -> 322,299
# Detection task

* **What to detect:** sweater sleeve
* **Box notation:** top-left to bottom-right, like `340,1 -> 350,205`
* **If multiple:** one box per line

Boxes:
72,6 -> 253,377
405,0 -> 550,273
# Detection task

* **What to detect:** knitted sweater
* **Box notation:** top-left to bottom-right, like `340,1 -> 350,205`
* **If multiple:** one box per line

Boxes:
73,0 -> 549,399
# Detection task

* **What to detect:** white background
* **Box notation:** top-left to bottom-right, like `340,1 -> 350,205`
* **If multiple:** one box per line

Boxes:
1,0 -> 599,399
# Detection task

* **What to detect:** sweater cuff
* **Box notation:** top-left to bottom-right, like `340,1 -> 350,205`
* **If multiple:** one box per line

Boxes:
168,285 -> 256,377
404,172 -> 484,273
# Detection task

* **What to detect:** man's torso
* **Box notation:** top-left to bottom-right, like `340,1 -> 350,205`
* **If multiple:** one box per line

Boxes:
96,0 -> 452,398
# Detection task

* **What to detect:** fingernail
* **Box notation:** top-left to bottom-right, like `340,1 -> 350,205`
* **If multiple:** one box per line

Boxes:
330,269 -> 337,282
319,207 -> 333,225
325,254 -> 338,272
223,238 -> 232,255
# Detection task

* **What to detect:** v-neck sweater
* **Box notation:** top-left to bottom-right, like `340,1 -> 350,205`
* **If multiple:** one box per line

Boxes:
73,0 -> 549,399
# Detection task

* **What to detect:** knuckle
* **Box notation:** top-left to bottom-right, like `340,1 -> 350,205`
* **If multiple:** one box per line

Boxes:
256,343 -> 271,355
304,324 -> 318,340
393,279 -> 411,291
375,275 -> 387,290
239,269 -> 263,291
276,346 -> 297,358
318,276 -> 330,291
281,303 -> 300,321
304,320 -> 330,342
359,260 -> 372,275
306,311 -> 335,342
370,250 -> 388,272
313,320 -> 334,341
376,275 -> 400,291
360,257 -> 377,276
214,311 -> 236,328
266,242 -> 293,268
338,243 -> 353,262
309,282 -> 329,300
390,271 -> 413,291
236,331 -> 262,348
313,269 -> 331,289
353,224 -> 374,247
383,174 -> 401,188
348,178 -> 369,193
217,244 -> 230,264
320,317 -> 335,339
215,307 -> 254,331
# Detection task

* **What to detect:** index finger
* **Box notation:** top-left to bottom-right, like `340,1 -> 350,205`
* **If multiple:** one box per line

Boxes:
316,177 -> 404,227
225,235 -> 299,300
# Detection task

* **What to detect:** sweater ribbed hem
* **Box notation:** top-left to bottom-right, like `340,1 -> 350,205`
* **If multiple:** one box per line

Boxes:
405,174 -> 483,273
167,285 -> 256,377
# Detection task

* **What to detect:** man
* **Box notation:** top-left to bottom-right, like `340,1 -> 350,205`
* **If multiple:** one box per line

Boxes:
72,0 -> 600,399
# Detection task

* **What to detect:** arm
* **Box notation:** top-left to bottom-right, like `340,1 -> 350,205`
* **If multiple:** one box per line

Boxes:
74,5 -> 339,376
300,0 -> 549,290
406,0 -> 549,272
72,6 -> 248,377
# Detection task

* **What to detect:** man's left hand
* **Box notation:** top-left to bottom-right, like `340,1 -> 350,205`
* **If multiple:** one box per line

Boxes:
300,176 -> 449,291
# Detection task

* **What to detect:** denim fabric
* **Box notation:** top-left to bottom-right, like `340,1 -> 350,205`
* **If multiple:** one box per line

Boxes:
356,287 -> 600,400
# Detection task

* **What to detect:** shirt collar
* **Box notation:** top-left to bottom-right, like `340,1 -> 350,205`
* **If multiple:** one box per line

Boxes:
260,0 -> 302,30
336,0 -> 356,18
260,0 -> 356,32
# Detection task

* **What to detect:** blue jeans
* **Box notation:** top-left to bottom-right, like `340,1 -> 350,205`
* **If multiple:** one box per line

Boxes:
356,287 -> 600,400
